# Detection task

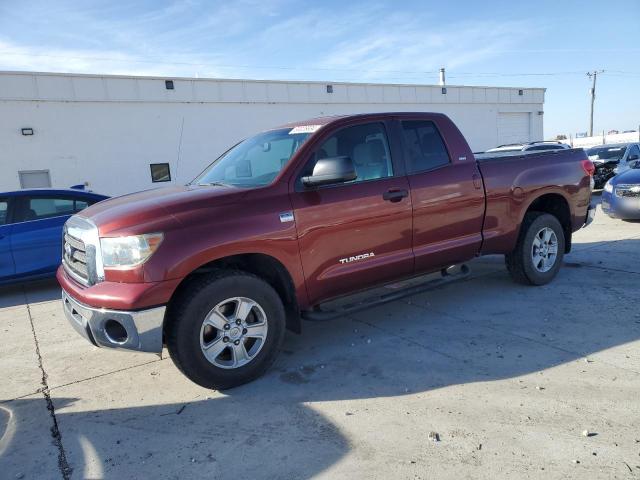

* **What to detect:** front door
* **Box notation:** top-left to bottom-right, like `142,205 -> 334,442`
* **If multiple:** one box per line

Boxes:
11,195 -> 77,276
290,121 -> 413,305
399,118 -> 485,273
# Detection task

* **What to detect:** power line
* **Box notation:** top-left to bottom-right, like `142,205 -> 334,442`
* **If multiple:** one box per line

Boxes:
1,50 -> 640,78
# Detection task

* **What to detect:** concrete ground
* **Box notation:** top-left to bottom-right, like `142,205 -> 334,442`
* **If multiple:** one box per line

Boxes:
1,196 -> 639,480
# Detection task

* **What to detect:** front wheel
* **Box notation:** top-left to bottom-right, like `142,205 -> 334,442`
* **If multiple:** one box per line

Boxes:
505,212 -> 565,285
166,271 -> 286,389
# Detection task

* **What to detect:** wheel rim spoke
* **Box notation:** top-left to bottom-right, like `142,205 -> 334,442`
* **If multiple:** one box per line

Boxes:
204,310 -> 228,330
244,322 -> 267,339
235,298 -> 255,322
232,342 -> 251,366
203,337 -> 227,361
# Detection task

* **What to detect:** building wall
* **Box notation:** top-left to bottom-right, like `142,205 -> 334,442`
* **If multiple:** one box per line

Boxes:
0,72 -> 545,196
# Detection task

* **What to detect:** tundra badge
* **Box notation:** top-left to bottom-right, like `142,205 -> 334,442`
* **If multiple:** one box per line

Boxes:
339,252 -> 375,264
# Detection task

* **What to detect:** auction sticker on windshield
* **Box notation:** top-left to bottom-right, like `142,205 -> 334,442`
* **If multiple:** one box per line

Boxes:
289,125 -> 323,134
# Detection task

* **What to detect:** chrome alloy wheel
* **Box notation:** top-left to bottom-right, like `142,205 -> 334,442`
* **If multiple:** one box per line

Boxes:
531,227 -> 559,273
199,297 -> 268,369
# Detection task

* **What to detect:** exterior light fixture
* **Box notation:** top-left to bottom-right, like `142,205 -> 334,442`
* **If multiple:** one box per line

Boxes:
21,128 -> 34,136
165,80 -> 174,90
326,85 -> 333,93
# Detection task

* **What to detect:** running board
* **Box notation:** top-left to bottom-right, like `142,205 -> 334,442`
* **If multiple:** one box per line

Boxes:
301,264 -> 470,322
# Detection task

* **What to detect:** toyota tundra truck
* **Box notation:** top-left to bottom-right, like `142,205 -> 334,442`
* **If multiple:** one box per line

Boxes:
57,113 -> 596,389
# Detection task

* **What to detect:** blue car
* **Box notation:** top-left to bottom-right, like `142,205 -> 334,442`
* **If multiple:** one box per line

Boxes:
0,188 -> 108,285
602,162 -> 640,220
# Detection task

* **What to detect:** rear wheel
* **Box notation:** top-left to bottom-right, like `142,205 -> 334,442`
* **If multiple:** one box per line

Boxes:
166,271 -> 286,389
505,212 -> 565,285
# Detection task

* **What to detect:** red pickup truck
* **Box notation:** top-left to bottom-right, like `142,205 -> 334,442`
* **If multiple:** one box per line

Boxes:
58,113 -> 595,389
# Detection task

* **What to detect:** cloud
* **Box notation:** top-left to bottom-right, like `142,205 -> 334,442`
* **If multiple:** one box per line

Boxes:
0,2 -> 538,83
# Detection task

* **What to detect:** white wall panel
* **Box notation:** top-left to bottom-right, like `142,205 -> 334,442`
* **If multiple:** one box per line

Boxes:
0,72 -> 545,195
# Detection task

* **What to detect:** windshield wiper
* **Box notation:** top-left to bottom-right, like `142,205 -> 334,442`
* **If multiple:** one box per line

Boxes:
196,181 -> 232,187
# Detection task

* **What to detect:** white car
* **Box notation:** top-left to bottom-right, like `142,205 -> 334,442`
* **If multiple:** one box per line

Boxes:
586,143 -> 640,175
485,141 -> 571,154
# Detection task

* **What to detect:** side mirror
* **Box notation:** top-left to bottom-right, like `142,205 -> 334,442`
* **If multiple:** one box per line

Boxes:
631,160 -> 640,169
302,156 -> 357,187
628,154 -> 639,161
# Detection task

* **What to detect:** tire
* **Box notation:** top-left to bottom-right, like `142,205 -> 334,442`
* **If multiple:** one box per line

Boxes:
505,212 -> 565,286
165,270 -> 286,389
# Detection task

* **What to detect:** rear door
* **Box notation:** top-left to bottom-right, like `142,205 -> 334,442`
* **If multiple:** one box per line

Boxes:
11,194 -> 94,277
0,197 -> 15,279
290,120 -> 413,305
399,117 -> 485,273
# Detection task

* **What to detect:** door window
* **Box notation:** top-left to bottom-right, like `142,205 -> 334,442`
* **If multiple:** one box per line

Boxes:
628,144 -> 640,160
0,199 -> 8,225
312,123 -> 393,182
25,197 -> 76,221
401,121 -> 450,173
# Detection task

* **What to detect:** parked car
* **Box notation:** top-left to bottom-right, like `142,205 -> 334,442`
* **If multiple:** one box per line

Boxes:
588,143 -> 640,188
0,188 -> 108,285
602,160 -> 640,220
57,113 -> 595,389
484,141 -> 571,154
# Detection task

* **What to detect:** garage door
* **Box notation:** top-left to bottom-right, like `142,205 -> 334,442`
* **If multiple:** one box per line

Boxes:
497,112 -> 531,145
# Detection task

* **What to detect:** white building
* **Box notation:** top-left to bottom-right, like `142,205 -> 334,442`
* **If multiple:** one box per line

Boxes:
0,71 -> 545,196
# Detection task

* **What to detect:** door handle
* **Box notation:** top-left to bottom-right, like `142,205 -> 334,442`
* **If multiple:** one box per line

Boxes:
472,173 -> 482,190
382,189 -> 408,202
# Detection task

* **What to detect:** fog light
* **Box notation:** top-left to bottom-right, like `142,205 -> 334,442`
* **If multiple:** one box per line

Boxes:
104,319 -> 128,344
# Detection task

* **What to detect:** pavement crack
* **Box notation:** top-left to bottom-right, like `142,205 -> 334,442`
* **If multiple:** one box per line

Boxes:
24,289 -> 73,480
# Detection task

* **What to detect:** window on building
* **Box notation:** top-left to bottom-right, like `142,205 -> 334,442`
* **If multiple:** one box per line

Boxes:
312,122 -> 393,182
19,170 -> 51,188
401,121 -> 450,173
150,163 -> 171,183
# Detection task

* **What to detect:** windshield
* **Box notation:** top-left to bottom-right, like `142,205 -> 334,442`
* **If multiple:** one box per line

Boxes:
193,128 -> 312,188
586,146 -> 627,161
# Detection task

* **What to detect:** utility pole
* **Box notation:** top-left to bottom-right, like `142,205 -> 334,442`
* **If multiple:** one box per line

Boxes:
586,70 -> 604,137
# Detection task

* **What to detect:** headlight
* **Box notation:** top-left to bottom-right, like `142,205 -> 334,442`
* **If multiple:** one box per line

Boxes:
603,181 -> 614,193
101,233 -> 164,268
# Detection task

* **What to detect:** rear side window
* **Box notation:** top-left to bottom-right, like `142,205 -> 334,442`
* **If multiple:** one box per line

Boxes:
23,196 -> 94,221
526,144 -> 564,151
26,197 -> 75,220
401,121 -> 450,173
0,199 -> 8,225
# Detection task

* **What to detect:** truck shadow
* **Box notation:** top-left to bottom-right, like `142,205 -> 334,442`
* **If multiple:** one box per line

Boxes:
2,240 -> 639,479
0,278 -> 60,308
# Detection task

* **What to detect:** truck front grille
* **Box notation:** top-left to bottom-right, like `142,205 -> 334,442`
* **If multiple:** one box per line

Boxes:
63,228 -> 90,285
615,184 -> 640,198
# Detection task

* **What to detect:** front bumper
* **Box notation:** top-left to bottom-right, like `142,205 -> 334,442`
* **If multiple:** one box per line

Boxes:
601,191 -> 640,219
62,289 -> 166,354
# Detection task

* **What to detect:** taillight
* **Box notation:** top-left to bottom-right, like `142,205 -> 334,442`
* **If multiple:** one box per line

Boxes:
581,159 -> 595,176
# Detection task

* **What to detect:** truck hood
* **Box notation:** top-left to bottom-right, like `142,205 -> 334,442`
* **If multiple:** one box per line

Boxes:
79,184 -> 247,236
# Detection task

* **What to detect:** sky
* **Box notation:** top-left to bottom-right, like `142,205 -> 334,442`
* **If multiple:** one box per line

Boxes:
0,0 -> 638,138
